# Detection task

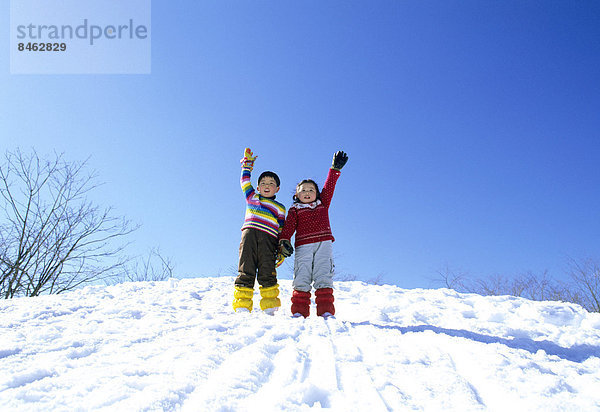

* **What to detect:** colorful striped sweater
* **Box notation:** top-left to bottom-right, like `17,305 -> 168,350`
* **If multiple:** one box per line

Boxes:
279,168 -> 341,247
240,166 -> 286,238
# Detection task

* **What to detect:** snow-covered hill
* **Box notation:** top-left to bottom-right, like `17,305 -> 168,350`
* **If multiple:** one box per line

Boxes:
1,277 -> 600,411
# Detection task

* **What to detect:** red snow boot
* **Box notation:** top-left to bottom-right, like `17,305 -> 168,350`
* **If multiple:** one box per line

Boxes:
315,288 -> 335,317
291,290 -> 311,318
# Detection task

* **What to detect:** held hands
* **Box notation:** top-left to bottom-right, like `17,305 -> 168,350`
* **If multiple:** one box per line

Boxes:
332,151 -> 348,171
241,148 -> 257,170
279,239 -> 294,257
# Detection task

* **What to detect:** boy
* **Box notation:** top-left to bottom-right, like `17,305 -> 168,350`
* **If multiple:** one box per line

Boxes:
232,148 -> 286,314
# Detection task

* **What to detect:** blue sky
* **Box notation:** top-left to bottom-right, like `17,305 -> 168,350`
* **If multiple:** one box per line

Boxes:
2,1 -> 599,289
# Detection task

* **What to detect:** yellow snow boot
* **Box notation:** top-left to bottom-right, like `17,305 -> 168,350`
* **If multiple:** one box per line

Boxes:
259,284 -> 281,312
233,286 -> 254,312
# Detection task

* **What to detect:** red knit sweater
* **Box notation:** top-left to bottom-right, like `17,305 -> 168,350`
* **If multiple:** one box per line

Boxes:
279,168 -> 341,247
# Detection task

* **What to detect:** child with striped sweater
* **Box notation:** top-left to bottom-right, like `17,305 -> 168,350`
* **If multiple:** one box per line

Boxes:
278,151 -> 348,318
232,148 -> 286,314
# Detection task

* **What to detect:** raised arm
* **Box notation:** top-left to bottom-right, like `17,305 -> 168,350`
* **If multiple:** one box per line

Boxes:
320,151 -> 348,208
240,148 -> 257,200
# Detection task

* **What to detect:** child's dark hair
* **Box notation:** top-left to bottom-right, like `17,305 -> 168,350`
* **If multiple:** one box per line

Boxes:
293,179 -> 321,203
258,171 -> 280,187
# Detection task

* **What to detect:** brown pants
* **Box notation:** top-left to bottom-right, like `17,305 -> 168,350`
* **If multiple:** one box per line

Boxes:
235,228 -> 278,289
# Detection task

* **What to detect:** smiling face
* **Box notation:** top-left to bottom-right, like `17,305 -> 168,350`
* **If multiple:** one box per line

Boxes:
257,176 -> 279,198
296,182 -> 318,204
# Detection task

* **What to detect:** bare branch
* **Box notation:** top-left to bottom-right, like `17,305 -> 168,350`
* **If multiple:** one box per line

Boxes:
117,248 -> 175,283
566,257 -> 600,312
0,149 -> 137,298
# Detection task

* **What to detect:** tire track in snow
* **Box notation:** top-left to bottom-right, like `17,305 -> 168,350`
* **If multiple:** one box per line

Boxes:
324,318 -> 392,410
179,316 -> 293,411
291,318 -> 339,408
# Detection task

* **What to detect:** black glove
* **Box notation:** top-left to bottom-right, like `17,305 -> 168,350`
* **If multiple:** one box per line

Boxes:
279,239 -> 294,257
332,151 -> 348,171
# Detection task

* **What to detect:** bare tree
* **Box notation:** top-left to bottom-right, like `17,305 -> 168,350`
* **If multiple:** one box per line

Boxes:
470,273 -> 528,297
435,262 -> 600,312
334,273 -> 358,282
366,273 -> 385,285
120,248 -> 175,282
436,267 -> 579,303
435,264 -> 470,291
0,149 -> 137,298
517,271 -> 575,303
566,257 -> 600,313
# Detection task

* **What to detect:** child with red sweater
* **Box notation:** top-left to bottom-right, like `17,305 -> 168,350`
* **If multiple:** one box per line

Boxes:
278,151 -> 348,318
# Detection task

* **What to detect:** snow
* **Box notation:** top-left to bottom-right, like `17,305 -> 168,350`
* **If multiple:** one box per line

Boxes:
1,277 -> 600,411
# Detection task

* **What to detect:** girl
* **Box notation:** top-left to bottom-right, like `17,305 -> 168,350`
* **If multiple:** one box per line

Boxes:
279,151 -> 348,317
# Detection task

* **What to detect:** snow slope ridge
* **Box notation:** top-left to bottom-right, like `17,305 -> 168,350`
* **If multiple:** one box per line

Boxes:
1,277 -> 600,411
